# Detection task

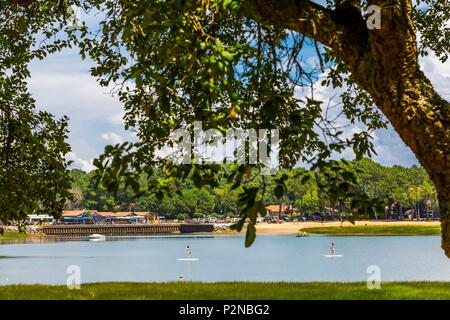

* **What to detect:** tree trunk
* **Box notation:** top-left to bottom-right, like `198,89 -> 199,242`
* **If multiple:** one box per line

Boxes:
353,61 -> 450,258
439,195 -> 450,257
355,58 -> 450,255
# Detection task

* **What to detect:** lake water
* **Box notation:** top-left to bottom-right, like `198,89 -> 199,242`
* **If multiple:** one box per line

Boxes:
0,235 -> 449,284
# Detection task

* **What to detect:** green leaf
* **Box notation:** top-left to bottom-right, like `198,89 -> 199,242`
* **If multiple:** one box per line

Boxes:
221,50 -> 234,61
274,185 -> 284,199
301,175 -> 310,184
245,223 -> 256,247
257,201 -> 267,216
230,218 -> 245,232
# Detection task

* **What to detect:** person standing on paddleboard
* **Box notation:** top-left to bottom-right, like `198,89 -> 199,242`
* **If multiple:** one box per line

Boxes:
186,245 -> 191,258
330,243 -> 336,255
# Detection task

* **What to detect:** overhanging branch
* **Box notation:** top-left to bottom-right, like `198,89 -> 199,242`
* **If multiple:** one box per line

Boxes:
245,0 -> 369,62
11,0 -> 35,6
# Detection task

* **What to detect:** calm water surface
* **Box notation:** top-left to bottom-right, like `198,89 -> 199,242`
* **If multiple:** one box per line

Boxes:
0,235 -> 449,284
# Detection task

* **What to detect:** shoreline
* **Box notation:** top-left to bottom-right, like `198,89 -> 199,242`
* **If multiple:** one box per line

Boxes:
218,220 -> 442,236
0,220 -> 442,240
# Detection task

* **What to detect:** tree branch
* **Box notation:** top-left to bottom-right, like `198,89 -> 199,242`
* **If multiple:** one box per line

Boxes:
247,0 -> 339,45
246,0 -> 369,65
11,0 -> 35,6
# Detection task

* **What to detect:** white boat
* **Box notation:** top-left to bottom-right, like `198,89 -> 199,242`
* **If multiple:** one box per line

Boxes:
88,234 -> 106,242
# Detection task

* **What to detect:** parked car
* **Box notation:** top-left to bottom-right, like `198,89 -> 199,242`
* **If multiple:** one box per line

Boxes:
263,217 -> 278,224
207,217 -> 217,223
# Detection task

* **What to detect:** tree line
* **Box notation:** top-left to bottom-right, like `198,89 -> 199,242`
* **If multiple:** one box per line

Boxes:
65,158 -> 438,221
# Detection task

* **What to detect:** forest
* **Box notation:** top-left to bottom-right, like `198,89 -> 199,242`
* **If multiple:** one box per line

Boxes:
66,158 -> 438,221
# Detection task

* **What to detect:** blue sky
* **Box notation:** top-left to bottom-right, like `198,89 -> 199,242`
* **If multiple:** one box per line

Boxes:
27,10 -> 450,172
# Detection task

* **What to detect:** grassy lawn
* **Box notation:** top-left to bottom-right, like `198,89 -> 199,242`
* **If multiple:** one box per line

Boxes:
0,282 -> 449,300
0,232 -> 30,239
302,225 -> 441,236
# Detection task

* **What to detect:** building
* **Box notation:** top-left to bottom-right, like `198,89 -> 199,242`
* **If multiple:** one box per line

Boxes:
60,210 -> 96,224
92,211 -> 154,224
59,210 -> 155,225
265,204 -> 298,217
27,214 -> 54,225
132,212 -> 155,223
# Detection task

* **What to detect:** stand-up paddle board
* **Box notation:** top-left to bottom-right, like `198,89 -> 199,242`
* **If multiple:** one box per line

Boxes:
177,258 -> 199,261
323,254 -> 344,258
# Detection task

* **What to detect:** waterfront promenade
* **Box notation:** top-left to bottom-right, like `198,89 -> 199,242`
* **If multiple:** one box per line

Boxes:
40,223 -> 215,236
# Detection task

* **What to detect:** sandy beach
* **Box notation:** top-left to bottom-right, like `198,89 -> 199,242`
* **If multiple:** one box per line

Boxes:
221,220 -> 441,235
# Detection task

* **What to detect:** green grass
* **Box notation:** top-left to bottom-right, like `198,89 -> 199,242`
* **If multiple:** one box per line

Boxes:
0,282 -> 449,300
0,232 -> 30,239
302,225 -> 441,236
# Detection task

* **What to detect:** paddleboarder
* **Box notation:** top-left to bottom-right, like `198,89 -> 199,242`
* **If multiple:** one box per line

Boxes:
186,245 -> 191,258
330,242 -> 336,255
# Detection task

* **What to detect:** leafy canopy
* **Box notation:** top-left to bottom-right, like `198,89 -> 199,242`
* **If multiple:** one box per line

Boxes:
1,2 -> 74,224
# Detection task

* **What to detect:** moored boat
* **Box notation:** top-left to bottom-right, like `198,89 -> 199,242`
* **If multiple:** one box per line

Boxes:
88,234 -> 106,241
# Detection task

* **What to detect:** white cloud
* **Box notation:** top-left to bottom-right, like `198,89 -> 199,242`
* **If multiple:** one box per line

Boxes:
29,71 -> 124,124
419,52 -> 450,101
28,48 -> 130,171
66,152 -> 95,172
101,132 -> 125,145
108,112 -> 125,125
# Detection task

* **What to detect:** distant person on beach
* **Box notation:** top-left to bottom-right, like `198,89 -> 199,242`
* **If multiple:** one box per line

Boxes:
185,245 -> 191,258
330,243 -> 336,255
